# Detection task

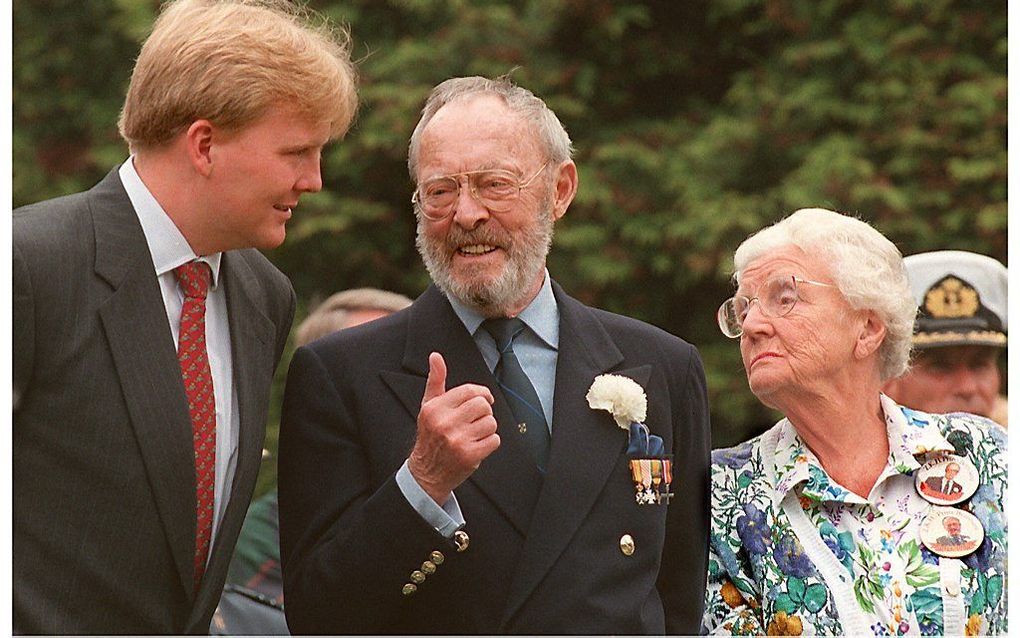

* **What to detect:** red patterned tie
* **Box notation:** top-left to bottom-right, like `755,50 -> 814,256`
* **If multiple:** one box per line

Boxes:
173,262 -> 216,591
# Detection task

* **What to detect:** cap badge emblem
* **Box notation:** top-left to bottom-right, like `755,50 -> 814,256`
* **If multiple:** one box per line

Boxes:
924,276 -> 979,319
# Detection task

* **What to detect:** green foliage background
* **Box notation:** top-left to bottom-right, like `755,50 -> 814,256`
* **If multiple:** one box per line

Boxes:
14,0 -> 1007,497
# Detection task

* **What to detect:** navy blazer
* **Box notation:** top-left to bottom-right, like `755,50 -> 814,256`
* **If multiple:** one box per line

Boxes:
279,282 -> 710,634
13,169 -> 295,634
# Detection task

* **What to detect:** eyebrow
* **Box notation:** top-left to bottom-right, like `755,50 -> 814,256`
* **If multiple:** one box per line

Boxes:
422,163 -> 521,180
283,137 -> 329,153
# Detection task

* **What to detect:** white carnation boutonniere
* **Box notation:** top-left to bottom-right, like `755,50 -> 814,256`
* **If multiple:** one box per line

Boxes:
587,374 -> 670,505
586,374 -> 647,429
586,374 -> 664,457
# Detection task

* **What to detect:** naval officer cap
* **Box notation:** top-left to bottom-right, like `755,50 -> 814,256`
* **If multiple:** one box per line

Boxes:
904,250 -> 1007,349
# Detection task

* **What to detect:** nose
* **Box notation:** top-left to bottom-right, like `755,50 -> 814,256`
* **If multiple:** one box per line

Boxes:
947,366 -> 980,397
296,158 -> 323,193
450,182 -> 490,230
740,299 -> 773,338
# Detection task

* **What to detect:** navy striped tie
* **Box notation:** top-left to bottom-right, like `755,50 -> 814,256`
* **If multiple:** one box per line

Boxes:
482,317 -> 550,471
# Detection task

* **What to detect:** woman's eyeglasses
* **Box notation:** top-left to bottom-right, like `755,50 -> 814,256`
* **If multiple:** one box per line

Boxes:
717,275 -> 835,338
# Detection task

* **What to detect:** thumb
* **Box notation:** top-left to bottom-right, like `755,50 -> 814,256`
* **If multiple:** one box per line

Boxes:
422,351 -> 447,403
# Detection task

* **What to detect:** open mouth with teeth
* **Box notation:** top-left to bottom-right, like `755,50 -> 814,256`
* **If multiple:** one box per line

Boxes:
458,244 -> 499,256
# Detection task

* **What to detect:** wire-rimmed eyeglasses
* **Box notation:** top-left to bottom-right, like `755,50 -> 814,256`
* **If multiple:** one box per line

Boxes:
717,275 -> 835,338
411,161 -> 549,221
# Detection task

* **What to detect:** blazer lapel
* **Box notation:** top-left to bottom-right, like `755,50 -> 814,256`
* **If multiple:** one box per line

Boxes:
189,252 -> 276,624
501,282 -> 651,625
380,285 -> 543,536
92,170 -> 196,599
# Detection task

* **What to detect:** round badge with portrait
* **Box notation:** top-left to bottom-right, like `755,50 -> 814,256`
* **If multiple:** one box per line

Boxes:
919,506 -> 984,558
914,453 -> 978,505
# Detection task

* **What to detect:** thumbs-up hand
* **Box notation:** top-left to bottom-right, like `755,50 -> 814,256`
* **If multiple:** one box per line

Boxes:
408,352 -> 500,505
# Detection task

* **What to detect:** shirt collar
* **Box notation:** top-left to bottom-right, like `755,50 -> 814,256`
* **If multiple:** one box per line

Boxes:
119,158 -> 222,288
880,393 -> 956,462
771,394 -> 955,505
447,269 -> 559,349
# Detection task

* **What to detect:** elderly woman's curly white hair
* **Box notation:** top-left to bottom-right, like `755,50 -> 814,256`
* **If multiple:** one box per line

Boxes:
732,207 -> 917,381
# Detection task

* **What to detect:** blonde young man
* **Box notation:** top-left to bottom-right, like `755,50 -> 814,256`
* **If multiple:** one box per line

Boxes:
13,1 -> 356,633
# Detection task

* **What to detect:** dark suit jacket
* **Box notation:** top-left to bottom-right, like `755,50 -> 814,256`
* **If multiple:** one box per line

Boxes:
13,169 -> 295,634
922,475 -> 962,497
279,283 -> 710,634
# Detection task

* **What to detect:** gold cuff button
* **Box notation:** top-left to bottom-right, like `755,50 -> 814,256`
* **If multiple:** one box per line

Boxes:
454,530 -> 470,552
402,583 -> 417,596
620,534 -> 635,556
410,570 -> 426,584
430,550 -> 445,564
422,560 -> 437,575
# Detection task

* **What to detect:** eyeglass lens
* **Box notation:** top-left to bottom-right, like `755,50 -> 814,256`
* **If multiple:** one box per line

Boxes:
718,276 -> 799,336
418,170 -> 520,216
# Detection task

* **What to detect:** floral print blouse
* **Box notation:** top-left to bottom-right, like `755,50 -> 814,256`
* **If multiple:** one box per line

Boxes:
702,395 -> 1007,636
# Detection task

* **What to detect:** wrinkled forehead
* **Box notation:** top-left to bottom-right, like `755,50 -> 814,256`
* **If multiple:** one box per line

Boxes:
417,94 -> 543,173
735,245 -> 832,294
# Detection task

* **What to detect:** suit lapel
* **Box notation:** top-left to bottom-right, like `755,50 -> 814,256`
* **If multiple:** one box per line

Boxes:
501,282 -> 651,625
92,170 -> 196,599
379,282 -> 651,621
189,252 -> 276,624
380,285 -> 543,536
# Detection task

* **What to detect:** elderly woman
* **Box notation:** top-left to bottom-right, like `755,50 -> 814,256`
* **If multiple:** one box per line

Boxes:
702,209 -> 1007,636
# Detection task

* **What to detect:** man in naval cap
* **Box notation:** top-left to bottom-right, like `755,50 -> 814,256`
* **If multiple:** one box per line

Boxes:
883,250 -> 1008,426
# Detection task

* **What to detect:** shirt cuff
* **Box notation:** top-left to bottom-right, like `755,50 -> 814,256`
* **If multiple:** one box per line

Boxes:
395,460 -> 465,538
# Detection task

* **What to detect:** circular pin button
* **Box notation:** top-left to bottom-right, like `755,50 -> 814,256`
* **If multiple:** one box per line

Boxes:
430,550 -> 445,565
920,506 -> 984,558
422,560 -> 436,575
620,534 -> 635,556
454,530 -> 470,552
410,570 -> 426,584
402,583 -> 417,596
915,454 -> 978,505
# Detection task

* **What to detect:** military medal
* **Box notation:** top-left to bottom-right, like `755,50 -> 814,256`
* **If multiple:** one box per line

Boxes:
919,506 -> 984,558
629,457 -> 673,505
914,453 -> 978,505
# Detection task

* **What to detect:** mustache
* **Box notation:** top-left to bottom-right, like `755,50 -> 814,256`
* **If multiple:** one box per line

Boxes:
444,224 -> 512,252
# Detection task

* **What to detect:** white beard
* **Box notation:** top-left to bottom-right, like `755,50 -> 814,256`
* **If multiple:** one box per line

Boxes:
416,205 -> 554,317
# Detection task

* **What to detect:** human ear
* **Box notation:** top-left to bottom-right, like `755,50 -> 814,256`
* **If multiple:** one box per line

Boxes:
854,310 -> 887,360
184,120 -> 216,177
550,160 -> 578,220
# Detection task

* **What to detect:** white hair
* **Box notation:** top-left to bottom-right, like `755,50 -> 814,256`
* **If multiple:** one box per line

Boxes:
407,75 -> 573,181
733,207 -> 916,380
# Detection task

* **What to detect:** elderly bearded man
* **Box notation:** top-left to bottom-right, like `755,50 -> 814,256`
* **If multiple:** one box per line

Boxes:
278,76 -> 711,635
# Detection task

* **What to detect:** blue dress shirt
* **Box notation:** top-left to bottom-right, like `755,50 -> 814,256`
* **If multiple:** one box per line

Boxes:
395,272 -> 560,537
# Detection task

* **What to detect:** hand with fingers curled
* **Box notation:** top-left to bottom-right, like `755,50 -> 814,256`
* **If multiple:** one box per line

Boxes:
408,352 -> 502,505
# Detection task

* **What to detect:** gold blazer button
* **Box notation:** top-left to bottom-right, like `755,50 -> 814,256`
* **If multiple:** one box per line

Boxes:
454,530 -> 470,552
430,551 -> 445,565
620,534 -> 635,556
402,583 -> 417,596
